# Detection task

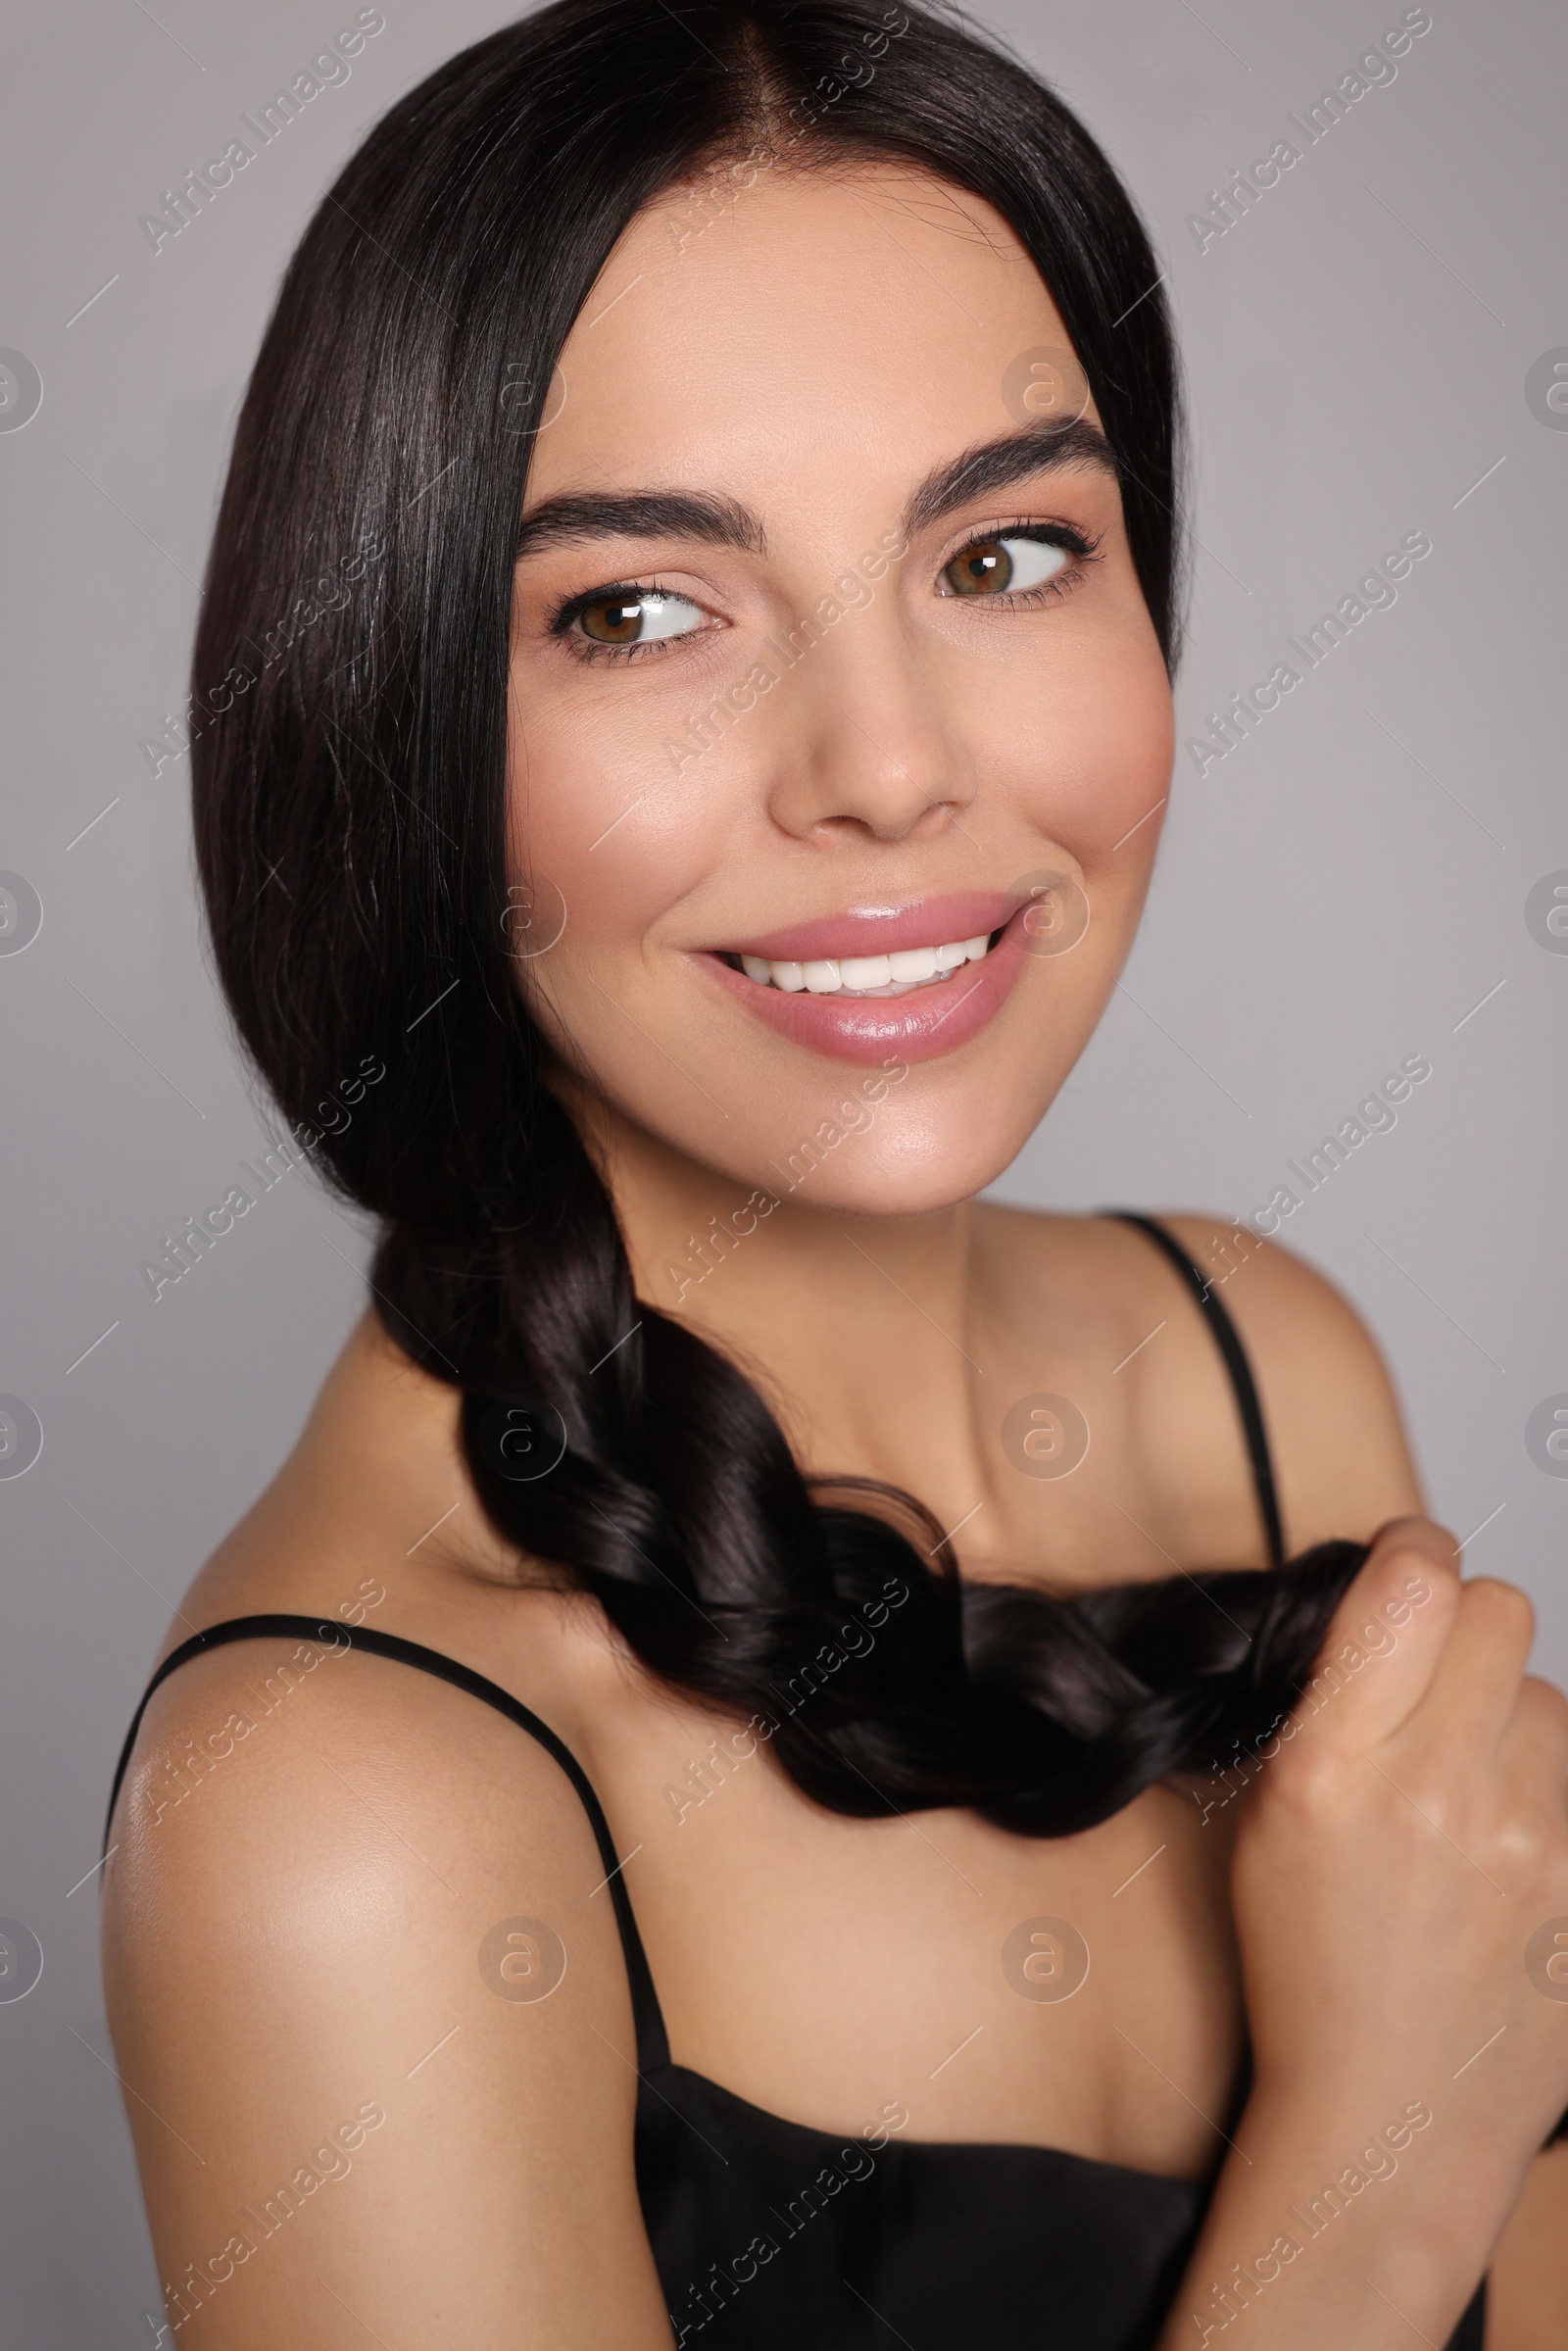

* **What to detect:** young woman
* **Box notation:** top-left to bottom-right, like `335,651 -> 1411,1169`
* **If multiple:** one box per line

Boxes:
100,3 -> 1568,2344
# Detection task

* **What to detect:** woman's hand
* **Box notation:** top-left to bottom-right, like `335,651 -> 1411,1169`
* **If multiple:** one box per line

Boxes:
1232,1517 -> 1568,2172
1156,1518 -> 1568,2348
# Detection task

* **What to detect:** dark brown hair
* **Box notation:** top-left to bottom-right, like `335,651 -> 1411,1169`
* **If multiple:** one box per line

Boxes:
190,0 -> 1362,1834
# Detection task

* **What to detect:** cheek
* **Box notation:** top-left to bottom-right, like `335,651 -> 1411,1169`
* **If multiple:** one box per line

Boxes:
956,621 -> 1173,1005
994,637 -> 1175,862
506,702 -> 732,951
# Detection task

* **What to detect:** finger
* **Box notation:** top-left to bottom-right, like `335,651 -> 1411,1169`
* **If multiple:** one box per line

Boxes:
1289,1517 -> 1458,1751
1408,1577 -> 1537,1747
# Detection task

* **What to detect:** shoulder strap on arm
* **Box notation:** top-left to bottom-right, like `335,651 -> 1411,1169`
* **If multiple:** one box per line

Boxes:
1106,1212 -> 1286,1570
103,1612 -> 670,2070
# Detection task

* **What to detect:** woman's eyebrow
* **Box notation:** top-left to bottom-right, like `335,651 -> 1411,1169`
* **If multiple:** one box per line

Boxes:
513,417 -> 1117,563
901,417 -> 1120,537
515,489 -> 764,563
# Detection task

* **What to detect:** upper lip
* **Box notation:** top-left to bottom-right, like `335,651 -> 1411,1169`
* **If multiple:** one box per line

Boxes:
717,891 -> 1020,964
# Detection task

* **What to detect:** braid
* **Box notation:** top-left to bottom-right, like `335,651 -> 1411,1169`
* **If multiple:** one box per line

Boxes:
371,1115 -> 1364,1838
188,0 -> 1358,1844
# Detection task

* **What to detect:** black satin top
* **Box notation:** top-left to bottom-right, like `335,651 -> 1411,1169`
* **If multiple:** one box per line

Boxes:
104,1215 -> 1489,2349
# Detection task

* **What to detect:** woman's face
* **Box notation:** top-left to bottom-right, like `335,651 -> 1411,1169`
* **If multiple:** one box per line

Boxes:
506,161 -> 1173,1214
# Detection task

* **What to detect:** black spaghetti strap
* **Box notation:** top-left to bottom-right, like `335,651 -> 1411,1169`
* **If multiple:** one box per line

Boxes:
1107,1212 -> 1286,1571
103,1613 -> 670,2072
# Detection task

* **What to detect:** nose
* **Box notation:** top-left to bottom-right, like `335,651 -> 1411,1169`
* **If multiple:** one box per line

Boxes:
760,612 -> 977,845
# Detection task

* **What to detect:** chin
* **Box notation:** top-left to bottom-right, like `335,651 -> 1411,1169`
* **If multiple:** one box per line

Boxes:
724,1094 -> 1043,1220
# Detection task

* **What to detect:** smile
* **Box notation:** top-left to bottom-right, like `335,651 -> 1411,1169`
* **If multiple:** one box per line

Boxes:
730,932 -> 997,998
701,893 -> 1034,1066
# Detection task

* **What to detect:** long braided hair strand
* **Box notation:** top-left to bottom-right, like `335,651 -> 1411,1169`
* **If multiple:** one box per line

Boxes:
191,0 -> 1365,1840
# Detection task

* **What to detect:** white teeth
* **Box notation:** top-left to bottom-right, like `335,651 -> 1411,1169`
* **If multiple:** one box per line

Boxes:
888,946 -> 938,983
734,933 -> 996,996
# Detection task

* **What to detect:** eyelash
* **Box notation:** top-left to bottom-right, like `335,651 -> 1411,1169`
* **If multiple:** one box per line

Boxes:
937,517 -> 1103,608
546,519 -> 1104,665
548,575 -> 691,666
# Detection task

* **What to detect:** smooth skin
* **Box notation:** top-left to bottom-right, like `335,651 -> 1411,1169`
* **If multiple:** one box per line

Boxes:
103,162 -> 1568,2347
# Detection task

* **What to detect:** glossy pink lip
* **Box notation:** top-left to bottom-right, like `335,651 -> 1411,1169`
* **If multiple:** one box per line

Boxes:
700,906 -> 1032,1065
723,891 -> 1018,965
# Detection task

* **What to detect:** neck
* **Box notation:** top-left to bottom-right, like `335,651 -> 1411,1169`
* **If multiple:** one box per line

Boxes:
563,1072 -> 986,1502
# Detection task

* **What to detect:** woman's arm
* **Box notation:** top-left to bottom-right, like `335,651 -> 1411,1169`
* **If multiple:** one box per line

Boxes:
101,1638 -> 675,2348
1160,1220 -> 1568,2342
1152,1522 -> 1568,2349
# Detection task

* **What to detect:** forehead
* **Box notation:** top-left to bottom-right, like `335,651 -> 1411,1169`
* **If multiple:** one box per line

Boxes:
526,163 -> 1083,506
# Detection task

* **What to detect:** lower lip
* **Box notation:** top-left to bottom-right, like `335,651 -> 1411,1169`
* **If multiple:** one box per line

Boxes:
700,912 -> 1031,1065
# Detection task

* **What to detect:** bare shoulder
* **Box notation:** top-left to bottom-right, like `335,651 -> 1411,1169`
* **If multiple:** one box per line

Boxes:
977,1202 -> 1423,1558
1153,1211 -> 1425,1551
102,1635 -> 671,2347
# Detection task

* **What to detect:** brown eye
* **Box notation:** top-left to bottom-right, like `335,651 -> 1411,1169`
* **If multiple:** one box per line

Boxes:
567,588 -> 705,649
580,596 -> 647,643
939,533 -> 1076,601
943,539 -> 1013,597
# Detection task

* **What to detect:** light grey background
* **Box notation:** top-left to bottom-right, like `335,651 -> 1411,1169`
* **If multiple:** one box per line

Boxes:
1,0 -> 1562,2336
